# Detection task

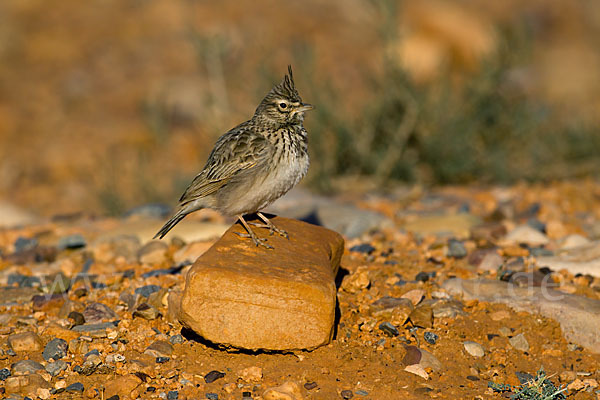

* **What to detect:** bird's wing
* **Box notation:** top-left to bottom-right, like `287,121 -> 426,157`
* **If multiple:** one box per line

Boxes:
179,125 -> 271,205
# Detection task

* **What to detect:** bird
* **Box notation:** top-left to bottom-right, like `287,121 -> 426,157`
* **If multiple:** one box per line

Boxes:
153,66 -> 313,249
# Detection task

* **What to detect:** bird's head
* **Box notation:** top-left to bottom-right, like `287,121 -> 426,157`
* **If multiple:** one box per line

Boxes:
254,65 -> 313,126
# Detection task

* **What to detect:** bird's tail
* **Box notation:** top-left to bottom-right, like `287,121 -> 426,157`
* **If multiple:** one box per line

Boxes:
153,209 -> 188,240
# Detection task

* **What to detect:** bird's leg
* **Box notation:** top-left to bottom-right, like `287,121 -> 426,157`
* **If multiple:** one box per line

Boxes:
251,212 -> 288,239
234,215 -> 273,249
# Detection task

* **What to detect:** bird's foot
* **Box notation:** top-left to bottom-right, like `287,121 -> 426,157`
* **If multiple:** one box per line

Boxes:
234,230 -> 273,249
248,222 -> 289,239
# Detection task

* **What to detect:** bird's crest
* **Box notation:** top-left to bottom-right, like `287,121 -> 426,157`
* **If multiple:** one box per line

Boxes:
270,65 -> 301,102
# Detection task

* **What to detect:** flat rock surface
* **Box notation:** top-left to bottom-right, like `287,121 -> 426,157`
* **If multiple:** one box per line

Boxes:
536,241 -> 600,277
443,277 -> 600,353
179,216 -> 344,351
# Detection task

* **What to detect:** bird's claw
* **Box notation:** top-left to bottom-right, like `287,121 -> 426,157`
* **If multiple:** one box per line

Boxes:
234,231 -> 273,249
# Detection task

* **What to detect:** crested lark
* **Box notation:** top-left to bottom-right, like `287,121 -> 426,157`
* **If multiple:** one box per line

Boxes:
154,66 -> 313,248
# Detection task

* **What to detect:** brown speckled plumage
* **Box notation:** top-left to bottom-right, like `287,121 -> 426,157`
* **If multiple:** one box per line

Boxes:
154,66 -> 313,248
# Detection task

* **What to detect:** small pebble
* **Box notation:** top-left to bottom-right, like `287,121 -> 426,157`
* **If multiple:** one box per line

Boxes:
66,382 -> 84,393
379,322 -> 399,337
206,393 -> 219,400
147,387 -> 157,392
447,239 -> 467,258
58,234 -> 86,250
167,390 -> 178,400
14,237 -> 38,252
156,357 -> 170,364
135,285 -> 162,298
415,271 -> 435,282
169,334 -> 184,345
349,243 -> 375,254
68,311 -> 85,326
204,370 -> 225,383
341,389 -> 354,399
45,360 -> 68,377
43,338 -> 68,361
106,396 -> 120,400
133,303 -> 160,320
0,368 -> 10,380
84,349 -> 100,358
304,382 -> 318,390
463,341 -> 485,357
424,331 -> 438,345
509,333 -> 530,352
355,389 -> 369,396
515,371 -> 534,384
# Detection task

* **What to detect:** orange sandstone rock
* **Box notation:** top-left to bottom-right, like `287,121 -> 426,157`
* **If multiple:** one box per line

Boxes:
179,217 -> 344,351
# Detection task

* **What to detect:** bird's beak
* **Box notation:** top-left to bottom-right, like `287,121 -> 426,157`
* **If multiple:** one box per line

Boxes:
296,103 -> 314,112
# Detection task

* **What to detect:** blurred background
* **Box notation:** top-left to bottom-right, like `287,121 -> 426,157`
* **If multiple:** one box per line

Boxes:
0,0 -> 599,217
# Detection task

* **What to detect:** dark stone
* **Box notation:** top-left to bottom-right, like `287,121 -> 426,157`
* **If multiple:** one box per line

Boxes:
66,382 -> 85,393
424,331 -> 438,345
167,390 -> 178,400
141,264 -> 185,278
204,370 -> 225,383
349,244 -> 375,254
84,349 -> 100,358
304,382 -> 318,390
341,389 -> 354,399
73,365 -> 83,373
122,269 -> 135,279
414,387 -> 434,394
43,338 -> 68,361
83,302 -> 118,323
447,239 -> 467,258
134,285 -> 162,298
8,274 -> 42,288
14,237 -> 38,252
378,322 -> 399,337
206,393 -> 219,400
415,271 -> 435,282
156,357 -> 170,364
466,375 -> 480,381
107,396 -> 120,400
0,368 -> 10,381
58,234 -> 87,250
487,334 -> 499,341
46,360 -> 68,377
91,281 -> 107,289
402,345 -> 422,365
147,386 -> 156,392
133,303 -> 160,320
169,334 -> 184,345
515,371 -> 534,384
68,311 -> 85,326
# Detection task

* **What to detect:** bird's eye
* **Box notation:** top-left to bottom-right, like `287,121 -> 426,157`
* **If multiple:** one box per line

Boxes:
278,102 -> 287,109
